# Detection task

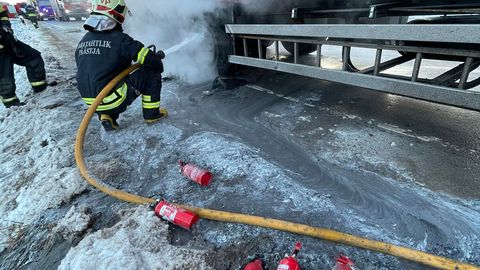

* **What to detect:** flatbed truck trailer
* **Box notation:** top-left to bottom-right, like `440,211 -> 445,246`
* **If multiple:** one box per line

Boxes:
217,0 -> 480,111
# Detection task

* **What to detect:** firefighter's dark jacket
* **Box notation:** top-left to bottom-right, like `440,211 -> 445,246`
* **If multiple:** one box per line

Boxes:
75,29 -> 164,102
0,7 -> 14,50
25,6 -> 37,16
0,7 -> 12,28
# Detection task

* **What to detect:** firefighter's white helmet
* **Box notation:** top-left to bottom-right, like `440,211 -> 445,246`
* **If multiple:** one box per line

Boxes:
91,0 -> 128,24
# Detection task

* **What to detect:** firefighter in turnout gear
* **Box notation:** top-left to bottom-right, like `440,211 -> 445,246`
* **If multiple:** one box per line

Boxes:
0,6 -> 48,108
75,0 -> 167,131
25,5 -> 39,29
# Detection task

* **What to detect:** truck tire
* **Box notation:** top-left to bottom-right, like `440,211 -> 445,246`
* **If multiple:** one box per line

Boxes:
281,42 -> 316,56
214,27 -> 233,76
241,39 -> 269,59
281,18 -> 316,56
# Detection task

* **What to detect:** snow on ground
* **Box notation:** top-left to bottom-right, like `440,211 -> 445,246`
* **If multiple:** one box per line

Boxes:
59,207 -> 212,270
54,206 -> 92,242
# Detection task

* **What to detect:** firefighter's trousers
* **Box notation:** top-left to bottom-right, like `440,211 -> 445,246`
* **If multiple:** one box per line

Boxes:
0,41 -> 46,106
97,66 -> 163,121
27,14 -> 39,27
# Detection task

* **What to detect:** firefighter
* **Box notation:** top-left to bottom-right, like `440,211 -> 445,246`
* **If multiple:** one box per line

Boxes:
0,6 -> 49,108
75,0 -> 167,131
25,5 -> 39,29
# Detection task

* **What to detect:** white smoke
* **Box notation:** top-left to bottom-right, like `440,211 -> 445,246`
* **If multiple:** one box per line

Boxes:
124,0 -> 222,84
123,0 -> 283,84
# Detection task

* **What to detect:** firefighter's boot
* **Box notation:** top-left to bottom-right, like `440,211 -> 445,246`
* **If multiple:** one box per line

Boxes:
32,82 -> 47,93
144,108 -> 168,124
100,114 -> 119,131
33,81 -> 57,93
2,96 -> 25,108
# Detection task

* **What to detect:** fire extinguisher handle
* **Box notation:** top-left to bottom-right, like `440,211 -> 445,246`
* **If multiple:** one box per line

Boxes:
292,242 -> 302,257
149,199 -> 161,210
179,160 -> 186,167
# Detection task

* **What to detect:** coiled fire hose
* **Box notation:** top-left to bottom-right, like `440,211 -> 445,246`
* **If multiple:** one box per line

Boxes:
74,64 -> 480,270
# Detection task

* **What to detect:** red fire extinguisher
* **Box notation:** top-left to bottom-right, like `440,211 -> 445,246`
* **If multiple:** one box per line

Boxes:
244,259 -> 265,270
277,242 -> 302,270
179,160 -> 212,186
154,200 -> 199,230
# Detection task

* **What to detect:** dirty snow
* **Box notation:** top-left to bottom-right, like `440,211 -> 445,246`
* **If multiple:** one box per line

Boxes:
54,206 -> 92,242
59,207 -> 212,270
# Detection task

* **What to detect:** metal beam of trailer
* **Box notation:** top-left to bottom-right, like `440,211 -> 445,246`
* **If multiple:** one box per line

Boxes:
229,56 -> 480,111
225,24 -> 480,44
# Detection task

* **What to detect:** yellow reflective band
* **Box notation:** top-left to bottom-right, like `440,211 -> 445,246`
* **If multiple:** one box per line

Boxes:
1,17 -> 9,21
1,96 -> 18,103
28,14 -> 37,17
82,83 -> 128,111
142,95 -> 151,102
31,80 -> 46,87
82,97 -> 95,103
142,101 -> 160,109
137,47 -> 149,64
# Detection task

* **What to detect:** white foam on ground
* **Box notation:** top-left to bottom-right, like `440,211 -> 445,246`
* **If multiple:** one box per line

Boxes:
59,207 -> 212,270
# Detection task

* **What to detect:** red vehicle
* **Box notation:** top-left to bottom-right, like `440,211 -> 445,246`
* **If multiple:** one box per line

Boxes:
62,0 -> 90,21
2,4 -> 18,18
14,2 -> 27,15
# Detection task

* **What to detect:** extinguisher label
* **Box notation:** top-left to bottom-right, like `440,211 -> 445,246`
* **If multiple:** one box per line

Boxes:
190,166 -> 203,179
159,205 -> 177,222
277,265 -> 290,270
184,165 -> 203,180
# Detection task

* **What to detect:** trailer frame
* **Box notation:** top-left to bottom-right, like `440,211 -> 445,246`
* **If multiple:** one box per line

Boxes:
225,24 -> 480,111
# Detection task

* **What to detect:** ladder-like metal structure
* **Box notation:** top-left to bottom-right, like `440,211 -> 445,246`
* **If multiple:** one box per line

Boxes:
225,24 -> 480,111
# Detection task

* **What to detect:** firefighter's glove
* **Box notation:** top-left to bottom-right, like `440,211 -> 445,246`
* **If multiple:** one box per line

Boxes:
143,49 -> 165,72
2,26 -> 14,41
2,26 -> 13,35
0,27 -> 15,51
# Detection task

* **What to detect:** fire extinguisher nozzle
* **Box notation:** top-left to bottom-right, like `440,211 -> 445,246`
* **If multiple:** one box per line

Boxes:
200,172 -> 212,186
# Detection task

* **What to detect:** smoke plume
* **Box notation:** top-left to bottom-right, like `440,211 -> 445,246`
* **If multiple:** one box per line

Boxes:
123,0 -> 281,84
124,0 -> 224,84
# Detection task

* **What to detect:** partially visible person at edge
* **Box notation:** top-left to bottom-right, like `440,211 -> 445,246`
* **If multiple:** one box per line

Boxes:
0,6 -> 50,108
25,5 -> 39,29
75,0 -> 167,131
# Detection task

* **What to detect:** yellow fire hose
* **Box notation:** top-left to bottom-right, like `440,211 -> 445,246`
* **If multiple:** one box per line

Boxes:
74,64 -> 479,270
